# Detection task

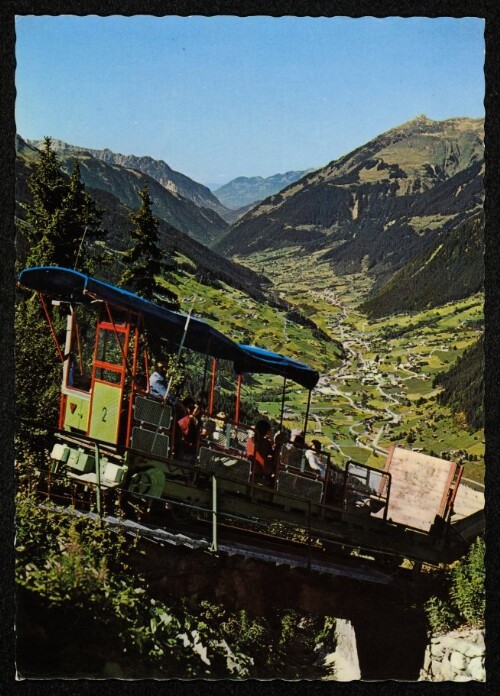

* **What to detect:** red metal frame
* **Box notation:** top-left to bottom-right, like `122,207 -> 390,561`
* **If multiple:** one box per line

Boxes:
87,314 -> 130,443
235,373 -> 242,423
125,325 -> 141,447
92,321 -> 129,384
209,358 -> 217,415
59,312 -> 90,395
38,292 -> 64,362
104,302 -> 130,368
56,301 -> 149,448
58,308 -> 96,435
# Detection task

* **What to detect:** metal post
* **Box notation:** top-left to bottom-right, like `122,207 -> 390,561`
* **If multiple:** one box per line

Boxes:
74,224 -> 89,272
104,302 -> 129,368
211,475 -> 218,552
165,303 -> 195,399
94,443 -> 102,521
279,377 -> 287,432
307,499 -> 312,571
209,358 -> 217,416
235,373 -> 242,424
201,348 -> 210,409
303,389 -> 312,441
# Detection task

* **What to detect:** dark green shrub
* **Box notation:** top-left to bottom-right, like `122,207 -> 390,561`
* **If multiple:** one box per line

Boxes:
425,596 -> 460,634
450,537 -> 485,627
424,537 -> 485,634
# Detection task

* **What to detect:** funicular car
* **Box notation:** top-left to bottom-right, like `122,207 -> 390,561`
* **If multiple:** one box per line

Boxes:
17,266 -> 476,570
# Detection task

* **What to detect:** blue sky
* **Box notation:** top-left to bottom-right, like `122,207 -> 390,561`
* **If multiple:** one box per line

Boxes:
15,15 -> 484,187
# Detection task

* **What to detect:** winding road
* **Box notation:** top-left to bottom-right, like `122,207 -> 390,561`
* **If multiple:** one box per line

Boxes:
308,287 -> 411,455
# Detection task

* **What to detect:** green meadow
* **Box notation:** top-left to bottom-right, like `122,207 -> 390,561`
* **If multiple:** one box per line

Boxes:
163,246 -> 484,484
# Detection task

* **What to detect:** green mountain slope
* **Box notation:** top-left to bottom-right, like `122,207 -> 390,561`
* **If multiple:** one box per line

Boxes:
15,149 -> 266,303
15,145 -> 343,373
360,213 -> 484,317
433,335 -> 484,431
219,202 -> 263,226
214,116 -> 484,279
21,138 -> 228,246
29,138 -> 230,221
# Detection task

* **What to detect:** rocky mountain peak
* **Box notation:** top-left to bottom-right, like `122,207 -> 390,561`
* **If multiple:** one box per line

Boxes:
214,115 -> 484,276
25,137 -> 230,220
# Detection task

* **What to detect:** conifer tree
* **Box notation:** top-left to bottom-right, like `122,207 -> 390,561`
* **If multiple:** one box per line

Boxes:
58,159 -> 104,273
17,139 -> 103,449
24,137 -> 103,271
24,137 -> 67,266
120,184 -> 179,309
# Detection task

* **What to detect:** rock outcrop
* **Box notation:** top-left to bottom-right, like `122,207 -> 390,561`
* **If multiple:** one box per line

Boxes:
419,627 -> 485,681
322,619 -> 361,681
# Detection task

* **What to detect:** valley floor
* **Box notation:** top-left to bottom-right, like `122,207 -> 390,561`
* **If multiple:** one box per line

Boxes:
236,247 -> 484,484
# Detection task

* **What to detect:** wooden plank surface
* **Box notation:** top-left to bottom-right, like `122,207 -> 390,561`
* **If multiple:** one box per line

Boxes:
383,447 -> 456,531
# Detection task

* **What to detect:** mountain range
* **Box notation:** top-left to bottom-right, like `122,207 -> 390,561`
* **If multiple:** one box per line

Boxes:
213,170 -> 314,210
24,138 -> 228,246
214,116 -> 484,302
18,115 -> 484,321
16,116 -> 485,428
29,138 -> 231,221
15,135 -> 269,304
27,140 -> 313,227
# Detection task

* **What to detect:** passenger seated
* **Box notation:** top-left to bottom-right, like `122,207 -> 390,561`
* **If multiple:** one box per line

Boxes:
229,426 -> 244,452
304,439 -> 326,479
280,429 -> 305,470
133,372 -> 149,392
201,419 -> 217,441
246,419 -> 275,485
273,430 -> 289,469
213,411 -> 227,444
325,460 -> 346,507
176,396 -> 201,459
149,361 -> 179,406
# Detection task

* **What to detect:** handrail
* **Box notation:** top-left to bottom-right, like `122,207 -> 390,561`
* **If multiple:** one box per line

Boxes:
211,476 -> 218,552
21,463 -> 470,568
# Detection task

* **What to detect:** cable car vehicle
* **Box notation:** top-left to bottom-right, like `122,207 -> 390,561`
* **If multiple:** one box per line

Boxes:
18,266 -> 481,571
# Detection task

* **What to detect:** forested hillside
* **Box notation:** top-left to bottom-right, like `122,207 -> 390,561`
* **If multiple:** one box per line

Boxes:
215,116 -> 484,285
360,213 -> 484,317
433,336 -> 484,431
15,143 -> 269,305
18,137 -> 228,246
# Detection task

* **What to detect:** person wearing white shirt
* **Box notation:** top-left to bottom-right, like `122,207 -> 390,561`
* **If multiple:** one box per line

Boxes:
304,439 -> 326,478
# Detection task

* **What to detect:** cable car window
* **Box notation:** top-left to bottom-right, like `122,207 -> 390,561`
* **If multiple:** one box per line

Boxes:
95,367 -> 122,384
68,306 -> 94,392
97,329 -> 124,366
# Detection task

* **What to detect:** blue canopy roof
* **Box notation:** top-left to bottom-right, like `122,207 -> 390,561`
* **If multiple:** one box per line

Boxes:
18,266 -> 242,361
235,344 -> 319,390
18,266 -> 319,389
